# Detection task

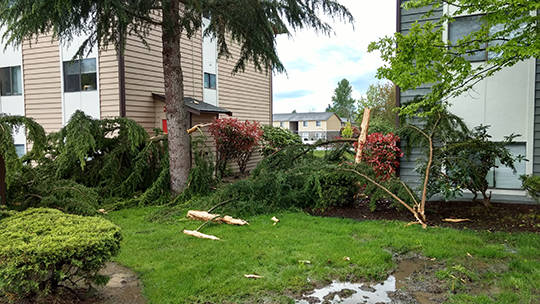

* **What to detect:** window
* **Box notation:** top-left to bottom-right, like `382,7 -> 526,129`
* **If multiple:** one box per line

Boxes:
0,66 -> 22,96
63,58 -> 97,92
448,15 -> 487,62
302,121 -> 308,127
204,72 -> 216,89
487,143 -> 526,189
15,144 -> 25,157
279,122 -> 284,127
316,121 -> 321,127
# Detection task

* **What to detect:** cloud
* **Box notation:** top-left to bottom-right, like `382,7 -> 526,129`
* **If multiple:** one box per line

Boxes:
273,0 -> 396,114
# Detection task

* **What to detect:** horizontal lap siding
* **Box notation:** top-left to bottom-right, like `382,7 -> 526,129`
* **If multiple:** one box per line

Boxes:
398,0 -> 443,190
22,35 -> 62,133
534,58 -> 540,175
124,22 -> 203,132
217,36 -> 272,172
99,47 -> 120,118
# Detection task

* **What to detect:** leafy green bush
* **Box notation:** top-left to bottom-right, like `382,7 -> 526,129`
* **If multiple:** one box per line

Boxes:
521,174 -> 540,203
178,144 -> 414,217
260,125 -> 302,157
0,208 -> 121,302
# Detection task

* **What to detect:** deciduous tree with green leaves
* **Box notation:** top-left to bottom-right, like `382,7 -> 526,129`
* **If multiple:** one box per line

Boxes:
326,78 -> 356,122
0,0 -> 353,194
369,0 -> 540,117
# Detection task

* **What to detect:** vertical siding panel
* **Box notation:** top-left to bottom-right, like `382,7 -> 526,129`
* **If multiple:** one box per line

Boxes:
398,0 -> 443,189
22,35 -> 62,133
99,47 -> 120,118
123,20 -> 203,132
217,36 -> 272,171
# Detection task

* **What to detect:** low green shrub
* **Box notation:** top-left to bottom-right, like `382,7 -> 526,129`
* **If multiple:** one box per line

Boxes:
260,125 -> 302,157
521,174 -> 540,203
0,208 -> 122,302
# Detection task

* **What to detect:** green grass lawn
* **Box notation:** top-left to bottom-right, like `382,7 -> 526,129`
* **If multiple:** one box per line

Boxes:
107,207 -> 539,304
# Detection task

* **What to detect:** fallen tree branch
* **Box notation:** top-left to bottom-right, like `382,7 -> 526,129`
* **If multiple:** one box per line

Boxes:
183,229 -> 220,240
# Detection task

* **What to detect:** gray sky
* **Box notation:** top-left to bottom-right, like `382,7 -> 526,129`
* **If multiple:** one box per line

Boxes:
272,0 -> 396,114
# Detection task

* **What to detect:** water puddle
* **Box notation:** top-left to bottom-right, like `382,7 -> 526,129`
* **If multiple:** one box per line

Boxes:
296,276 -> 396,304
296,257 -> 439,304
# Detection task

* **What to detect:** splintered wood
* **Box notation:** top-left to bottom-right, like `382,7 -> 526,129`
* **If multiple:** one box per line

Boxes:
186,210 -> 249,226
183,230 -> 220,241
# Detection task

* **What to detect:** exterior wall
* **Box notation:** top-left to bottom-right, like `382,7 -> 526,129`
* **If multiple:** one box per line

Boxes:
124,21 -> 204,132
272,121 -> 290,129
398,1 -> 444,190
326,115 -> 342,131
99,47 -> 120,118
398,0 -> 537,192
534,59 -> 540,175
21,34 -> 63,134
217,35 -> 272,172
0,27 -> 25,150
217,36 -> 272,125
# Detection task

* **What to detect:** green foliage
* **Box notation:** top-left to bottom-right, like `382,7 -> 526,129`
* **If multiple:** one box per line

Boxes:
428,125 -> 523,205
0,0 -> 353,74
357,82 -> 397,131
326,79 -> 357,121
520,175 -> 540,203
260,125 -> 302,157
0,208 -> 121,302
182,143 -> 415,217
0,115 -> 46,188
341,122 -> 355,138
4,111 -> 169,214
369,0 -> 540,117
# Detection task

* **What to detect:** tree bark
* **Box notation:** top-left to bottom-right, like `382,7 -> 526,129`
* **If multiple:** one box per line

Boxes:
162,0 -> 191,194
0,154 -> 6,206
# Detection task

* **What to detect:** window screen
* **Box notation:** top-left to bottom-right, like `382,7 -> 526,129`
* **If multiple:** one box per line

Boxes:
448,15 -> 487,62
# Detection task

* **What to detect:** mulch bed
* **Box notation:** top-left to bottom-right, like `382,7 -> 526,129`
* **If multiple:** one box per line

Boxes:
310,200 -> 540,233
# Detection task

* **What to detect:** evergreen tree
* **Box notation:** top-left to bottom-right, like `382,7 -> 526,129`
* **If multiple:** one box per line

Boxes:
0,0 -> 353,194
326,79 -> 356,121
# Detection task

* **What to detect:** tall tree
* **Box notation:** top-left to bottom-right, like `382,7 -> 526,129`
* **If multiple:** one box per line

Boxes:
357,82 -> 397,126
369,0 -> 540,117
326,78 -> 356,121
0,0 -> 353,194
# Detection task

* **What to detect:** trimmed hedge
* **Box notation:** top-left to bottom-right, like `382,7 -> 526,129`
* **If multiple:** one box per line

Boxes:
0,208 -> 122,301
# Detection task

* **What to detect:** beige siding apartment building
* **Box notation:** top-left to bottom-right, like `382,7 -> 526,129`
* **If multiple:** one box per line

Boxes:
273,112 -> 342,144
0,20 -> 272,159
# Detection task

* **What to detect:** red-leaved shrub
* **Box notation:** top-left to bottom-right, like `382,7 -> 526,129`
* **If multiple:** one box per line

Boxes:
209,118 -> 263,177
354,132 -> 402,181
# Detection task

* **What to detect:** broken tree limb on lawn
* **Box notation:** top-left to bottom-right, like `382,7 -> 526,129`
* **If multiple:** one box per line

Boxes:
187,210 -> 221,222
183,230 -> 220,240
355,108 -> 371,163
244,274 -> 263,279
186,210 -> 249,226
443,218 -> 471,223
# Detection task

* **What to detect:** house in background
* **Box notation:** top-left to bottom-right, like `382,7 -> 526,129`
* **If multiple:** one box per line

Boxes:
273,112 -> 342,144
0,18 -> 272,167
397,1 -> 538,201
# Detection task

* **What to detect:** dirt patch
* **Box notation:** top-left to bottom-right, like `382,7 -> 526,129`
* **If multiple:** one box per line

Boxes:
296,253 -> 511,304
1,263 -> 145,304
89,262 -> 145,304
310,200 -> 540,232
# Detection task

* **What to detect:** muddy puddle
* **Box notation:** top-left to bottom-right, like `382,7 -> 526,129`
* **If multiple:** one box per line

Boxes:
296,257 -> 446,304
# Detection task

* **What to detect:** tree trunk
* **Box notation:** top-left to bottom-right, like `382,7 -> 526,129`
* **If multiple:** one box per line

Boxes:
0,154 -> 6,206
355,108 -> 371,163
162,0 -> 191,194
